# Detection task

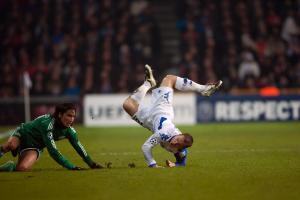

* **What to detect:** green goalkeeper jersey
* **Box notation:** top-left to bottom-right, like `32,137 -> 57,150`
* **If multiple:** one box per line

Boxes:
17,114 -> 94,169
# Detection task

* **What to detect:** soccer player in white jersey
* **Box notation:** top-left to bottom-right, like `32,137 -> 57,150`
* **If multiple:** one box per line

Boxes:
123,65 -> 222,168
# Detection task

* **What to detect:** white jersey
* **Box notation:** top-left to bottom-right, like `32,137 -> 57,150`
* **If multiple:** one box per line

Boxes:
133,87 -> 182,166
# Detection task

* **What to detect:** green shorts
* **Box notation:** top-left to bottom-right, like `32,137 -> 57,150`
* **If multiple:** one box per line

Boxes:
11,127 -> 42,158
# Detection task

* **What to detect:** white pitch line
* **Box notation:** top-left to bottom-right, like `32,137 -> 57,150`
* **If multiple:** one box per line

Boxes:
194,148 -> 299,153
92,148 -> 299,156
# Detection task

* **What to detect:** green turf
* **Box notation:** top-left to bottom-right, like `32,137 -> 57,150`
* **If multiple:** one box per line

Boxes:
0,122 -> 300,200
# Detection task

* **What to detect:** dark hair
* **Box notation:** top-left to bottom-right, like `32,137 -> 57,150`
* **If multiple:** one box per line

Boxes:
52,103 -> 76,120
182,133 -> 193,148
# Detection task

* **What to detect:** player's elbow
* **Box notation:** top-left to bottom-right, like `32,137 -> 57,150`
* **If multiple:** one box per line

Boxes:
141,144 -> 146,152
161,75 -> 177,88
163,74 -> 177,81
141,144 -> 150,153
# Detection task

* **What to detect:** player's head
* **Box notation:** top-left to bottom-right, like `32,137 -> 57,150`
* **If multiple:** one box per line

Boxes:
53,103 -> 76,128
170,133 -> 193,150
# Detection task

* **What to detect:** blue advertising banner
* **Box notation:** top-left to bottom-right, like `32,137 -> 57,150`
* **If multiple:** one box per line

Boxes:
197,95 -> 300,122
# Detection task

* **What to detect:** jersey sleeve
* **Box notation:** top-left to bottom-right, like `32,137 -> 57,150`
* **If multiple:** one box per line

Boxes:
174,148 -> 188,166
42,131 -> 75,169
67,127 -> 94,167
141,133 -> 161,167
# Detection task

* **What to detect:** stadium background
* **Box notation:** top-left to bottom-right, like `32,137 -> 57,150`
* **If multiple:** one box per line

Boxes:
0,0 -> 299,124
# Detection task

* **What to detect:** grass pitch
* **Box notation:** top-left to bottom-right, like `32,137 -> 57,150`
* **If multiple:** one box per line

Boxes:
0,122 -> 299,200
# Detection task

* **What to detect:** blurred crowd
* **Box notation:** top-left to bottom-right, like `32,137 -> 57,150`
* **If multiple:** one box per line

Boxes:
176,0 -> 300,92
0,0 -> 160,97
0,0 -> 299,98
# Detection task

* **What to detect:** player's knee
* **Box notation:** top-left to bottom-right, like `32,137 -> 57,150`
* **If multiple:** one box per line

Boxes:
122,99 -> 127,109
16,164 -> 31,172
161,75 -> 177,87
141,144 -> 148,152
123,98 -> 131,112
123,98 -> 138,116
164,74 -> 176,81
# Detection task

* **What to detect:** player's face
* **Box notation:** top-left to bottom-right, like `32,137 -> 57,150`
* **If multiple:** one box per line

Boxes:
170,135 -> 185,149
60,109 -> 76,127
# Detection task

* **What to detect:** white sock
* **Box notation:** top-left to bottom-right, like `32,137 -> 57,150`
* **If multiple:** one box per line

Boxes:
130,81 -> 151,104
175,77 -> 208,93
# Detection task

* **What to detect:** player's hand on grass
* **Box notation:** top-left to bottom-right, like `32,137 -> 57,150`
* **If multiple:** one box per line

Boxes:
149,164 -> 164,168
90,162 -> 104,169
166,160 -> 176,168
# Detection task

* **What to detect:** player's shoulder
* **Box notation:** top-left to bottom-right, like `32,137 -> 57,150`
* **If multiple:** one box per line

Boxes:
33,114 -> 54,131
67,126 -> 77,134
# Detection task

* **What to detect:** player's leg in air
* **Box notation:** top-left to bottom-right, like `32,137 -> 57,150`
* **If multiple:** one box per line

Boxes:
123,64 -> 157,118
160,75 -> 222,96
123,64 -> 222,117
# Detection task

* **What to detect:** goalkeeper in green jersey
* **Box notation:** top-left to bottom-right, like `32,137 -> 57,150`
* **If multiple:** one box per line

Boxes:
0,103 -> 103,172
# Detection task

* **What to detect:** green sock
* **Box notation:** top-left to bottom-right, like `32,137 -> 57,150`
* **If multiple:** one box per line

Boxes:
0,161 -> 16,172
